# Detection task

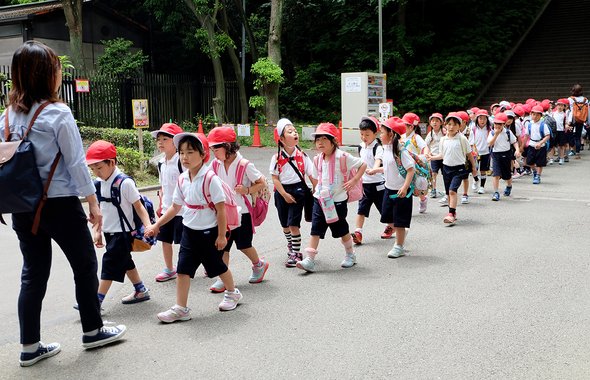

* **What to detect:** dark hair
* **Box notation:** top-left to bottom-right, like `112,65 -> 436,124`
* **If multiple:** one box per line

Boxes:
314,134 -> 339,149
178,135 -> 205,157
572,84 -> 584,97
216,141 -> 240,159
477,115 -> 492,131
359,120 -> 377,133
8,41 -> 61,114
391,131 -> 402,157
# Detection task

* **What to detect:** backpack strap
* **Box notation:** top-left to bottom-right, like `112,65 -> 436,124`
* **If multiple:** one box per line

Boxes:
339,152 -> 348,182
202,170 -> 216,210
109,173 -> 134,232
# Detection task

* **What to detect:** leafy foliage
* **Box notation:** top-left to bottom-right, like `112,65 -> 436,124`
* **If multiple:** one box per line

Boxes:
97,38 -> 148,78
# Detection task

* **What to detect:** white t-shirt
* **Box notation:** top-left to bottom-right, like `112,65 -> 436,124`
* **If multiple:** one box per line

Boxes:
159,153 -> 184,214
524,120 -> 551,143
468,126 -> 491,156
173,165 -> 226,230
99,168 -> 141,233
269,148 -> 314,185
402,131 -> 427,155
382,146 -> 414,190
313,149 -> 363,202
552,110 -> 566,132
439,134 -> 471,166
213,152 -> 263,215
424,130 -> 444,155
360,140 -> 385,184
487,128 -> 517,153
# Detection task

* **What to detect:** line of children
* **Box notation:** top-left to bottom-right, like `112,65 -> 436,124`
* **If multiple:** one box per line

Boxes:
352,116 -> 391,244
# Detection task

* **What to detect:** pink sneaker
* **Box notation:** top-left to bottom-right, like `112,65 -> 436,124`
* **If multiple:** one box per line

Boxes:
155,268 -> 177,282
157,305 -> 191,323
219,289 -> 243,311
419,197 -> 428,213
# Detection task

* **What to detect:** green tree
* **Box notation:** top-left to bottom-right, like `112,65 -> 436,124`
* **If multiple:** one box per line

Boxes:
98,38 -> 148,78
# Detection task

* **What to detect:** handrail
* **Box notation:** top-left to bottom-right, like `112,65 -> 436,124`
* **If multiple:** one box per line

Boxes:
471,0 -> 553,107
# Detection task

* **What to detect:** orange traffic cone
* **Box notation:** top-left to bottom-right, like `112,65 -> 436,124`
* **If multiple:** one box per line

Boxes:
198,119 -> 204,134
338,120 -> 343,144
252,121 -> 263,147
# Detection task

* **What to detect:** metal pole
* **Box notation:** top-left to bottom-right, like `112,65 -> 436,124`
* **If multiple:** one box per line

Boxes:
241,0 -> 246,80
379,0 -> 383,74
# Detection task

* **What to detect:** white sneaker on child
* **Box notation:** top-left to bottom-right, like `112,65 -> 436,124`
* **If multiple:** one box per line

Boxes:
219,289 -> 243,311
341,253 -> 356,268
387,245 -> 405,258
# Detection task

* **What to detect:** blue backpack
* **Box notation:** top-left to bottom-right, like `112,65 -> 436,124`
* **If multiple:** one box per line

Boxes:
95,173 -> 157,252
528,121 -> 550,149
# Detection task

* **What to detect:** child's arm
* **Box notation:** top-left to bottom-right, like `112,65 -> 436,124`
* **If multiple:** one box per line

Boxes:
214,202 -> 228,250
308,176 -> 318,193
133,199 -> 153,229
272,174 -> 296,203
92,221 -> 104,248
488,126 -> 501,146
366,158 -> 382,175
467,151 -> 477,177
343,162 -> 366,192
146,202 -> 182,237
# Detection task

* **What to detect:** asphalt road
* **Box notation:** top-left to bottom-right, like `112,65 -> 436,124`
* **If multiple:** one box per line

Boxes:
1,146 -> 589,379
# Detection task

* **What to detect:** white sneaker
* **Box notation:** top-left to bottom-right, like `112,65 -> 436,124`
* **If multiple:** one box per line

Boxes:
438,195 -> 448,207
387,245 -> 405,258
477,186 -> 485,194
461,195 -> 469,204
419,197 -> 428,213
471,181 -> 478,190
341,253 -> 356,268
548,158 -> 554,165
219,289 -> 242,311
296,256 -> 316,272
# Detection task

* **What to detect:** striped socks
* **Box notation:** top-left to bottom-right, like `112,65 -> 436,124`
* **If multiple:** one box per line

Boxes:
291,234 -> 301,254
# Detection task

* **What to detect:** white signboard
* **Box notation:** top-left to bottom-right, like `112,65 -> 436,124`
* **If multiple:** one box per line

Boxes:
237,124 -> 250,137
345,76 -> 362,93
379,102 -> 391,119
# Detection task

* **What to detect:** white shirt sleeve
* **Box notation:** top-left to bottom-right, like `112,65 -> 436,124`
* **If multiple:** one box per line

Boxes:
269,153 -> 279,176
208,175 -> 226,205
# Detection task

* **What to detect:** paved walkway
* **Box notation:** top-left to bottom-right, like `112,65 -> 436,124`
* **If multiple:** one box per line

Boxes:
0,147 -> 589,379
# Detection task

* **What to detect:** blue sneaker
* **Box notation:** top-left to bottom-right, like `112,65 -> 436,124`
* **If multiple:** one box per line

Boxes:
82,325 -> 127,349
492,192 -> 500,201
19,342 -> 61,367
504,186 -> 512,196
532,175 -> 540,185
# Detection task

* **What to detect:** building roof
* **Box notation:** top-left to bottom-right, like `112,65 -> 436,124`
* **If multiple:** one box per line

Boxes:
0,1 -> 64,21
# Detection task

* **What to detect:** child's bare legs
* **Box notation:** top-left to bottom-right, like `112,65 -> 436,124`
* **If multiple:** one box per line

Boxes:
98,280 -> 112,297
355,214 -> 365,230
218,270 -> 235,292
341,234 -> 353,253
432,172 -> 439,192
448,190 -> 458,209
126,268 -> 141,284
176,274 -> 190,307
162,242 -> 174,271
493,176 -> 500,192
395,227 -> 406,246
307,235 -> 320,257
462,179 -> 469,195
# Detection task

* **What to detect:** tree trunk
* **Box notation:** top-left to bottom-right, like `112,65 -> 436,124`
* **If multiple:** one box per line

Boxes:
231,0 -> 258,63
62,0 -> 86,72
221,4 -> 248,123
265,0 -> 283,126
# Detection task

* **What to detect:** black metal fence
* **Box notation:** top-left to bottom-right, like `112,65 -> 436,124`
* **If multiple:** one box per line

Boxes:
0,66 -> 241,129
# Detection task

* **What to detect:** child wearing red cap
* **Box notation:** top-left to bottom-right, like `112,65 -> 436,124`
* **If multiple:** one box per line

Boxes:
377,117 -> 415,258
206,126 -> 269,292
352,116 -> 391,244
427,113 -> 477,225
85,140 -> 152,308
297,123 -> 366,272
524,106 -> 551,184
487,113 -> 520,200
468,110 -> 492,195
457,110 -> 474,204
269,118 -> 317,267
554,99 -> 569,164
425,113 -> 445,198
401,113 -> 429,213
147,133 -> 242,322
151,123 -> 184,282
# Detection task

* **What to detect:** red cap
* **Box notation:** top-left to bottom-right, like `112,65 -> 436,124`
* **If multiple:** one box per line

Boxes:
86,140 -> 116,165
173,132 -> 210,162
525,98 -> 536,105
360,116 -> 380,130
556,98 -> 568,105
311,123 -> 339,143
469,107 -> 480,114
456,111 -> 469,122
381,117 -> 406,136
207,126 -> 237,145
150,123 -> 183,138
531,105 -> 544,114
476,109 -> 489,117
445,112 -> 462,124
493,112 -> 508,123
513,105 -> 525,117
429,113 -> 443,121
402,112 -> 420,126
522,103 -> 532,114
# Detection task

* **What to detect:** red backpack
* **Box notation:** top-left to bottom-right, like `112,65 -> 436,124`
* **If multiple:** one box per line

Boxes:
178,170 -> 241,231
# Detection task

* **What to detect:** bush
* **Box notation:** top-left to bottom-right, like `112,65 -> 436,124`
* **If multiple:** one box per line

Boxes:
80,126 -> 156,154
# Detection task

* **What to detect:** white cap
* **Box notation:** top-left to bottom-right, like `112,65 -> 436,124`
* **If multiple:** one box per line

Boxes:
276,118 -> 293,139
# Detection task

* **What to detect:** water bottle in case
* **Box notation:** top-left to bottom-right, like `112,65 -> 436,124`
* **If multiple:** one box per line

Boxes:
319,188 -> 339,224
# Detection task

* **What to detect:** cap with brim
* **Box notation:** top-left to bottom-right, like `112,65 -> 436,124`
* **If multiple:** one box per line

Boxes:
445,112 -> 462,123
530,105 -> 544,114
494,112 -> 508,123
402,112 -> 420,126
86,140 -> 116,165
173,132 -> 210,162
505,110 -> 516,118
429,113 -> 443,121
360,116 -> 380,130
381,117 -> 407,136
275,118 -> 293,142
150,123 -> 183,138
207,126 -> 237,145
456,111 -> 469,122
310,123 -> 339,142
476,109 -> 489,117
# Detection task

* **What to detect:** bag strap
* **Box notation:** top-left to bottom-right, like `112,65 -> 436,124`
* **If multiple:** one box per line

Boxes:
109,174 -> 134,232
283,151 -> 310,192
202,170 -> 216,210
339,152 -> 348,182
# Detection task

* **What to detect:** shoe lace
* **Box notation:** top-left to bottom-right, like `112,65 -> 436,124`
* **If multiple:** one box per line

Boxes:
100,326 -> 121,334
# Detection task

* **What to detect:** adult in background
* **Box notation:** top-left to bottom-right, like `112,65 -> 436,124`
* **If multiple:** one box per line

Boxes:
567,83 -> 589,159
0,41 -> 126,367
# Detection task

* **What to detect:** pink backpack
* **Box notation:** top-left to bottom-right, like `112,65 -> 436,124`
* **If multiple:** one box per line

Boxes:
212,159 -> 269,232
315,151 -> 363,203
178,170 -> 241,231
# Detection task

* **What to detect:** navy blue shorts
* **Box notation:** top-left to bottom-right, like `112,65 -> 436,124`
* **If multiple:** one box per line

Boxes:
101,232 -> 135,283
492,151 -> 513,180
157,215 -> 183,244
526,145 -> 547,167
430,159 -> 443,174
379,188 -> 413,228
223,213 -> 254,251
557,131 -> 569,147
478,154 -> 491,172
310,198 -> 349,239
442,164 -> 469,194
177,226 -> 228,278
274,182 -> 307,228
357,182 -> 384,217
